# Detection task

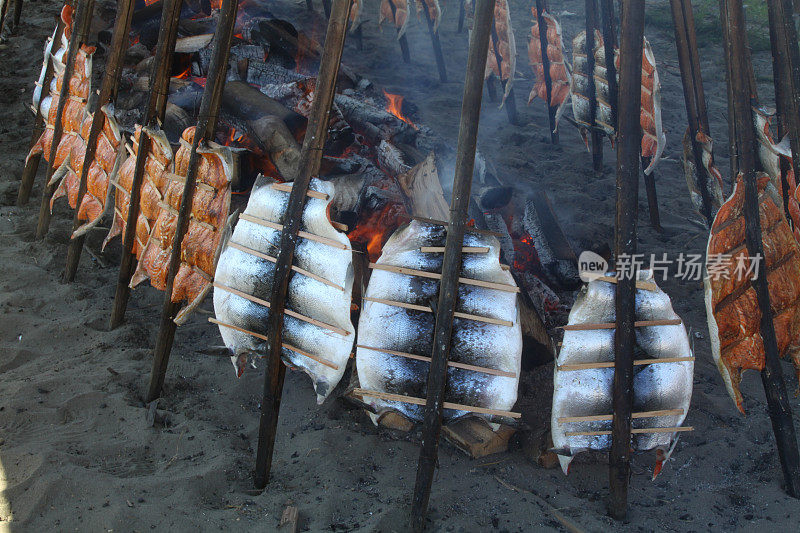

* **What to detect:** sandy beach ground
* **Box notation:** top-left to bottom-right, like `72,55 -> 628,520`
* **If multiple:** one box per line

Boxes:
3,0 -> 800,530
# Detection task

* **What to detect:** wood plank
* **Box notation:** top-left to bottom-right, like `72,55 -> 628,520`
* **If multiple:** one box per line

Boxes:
356,344 -> 517,378
209,317 -> 339,369
557,408 -> 685,424
368,263 -> 520,293
352,388 -> 521,418
239,212 -> 348,250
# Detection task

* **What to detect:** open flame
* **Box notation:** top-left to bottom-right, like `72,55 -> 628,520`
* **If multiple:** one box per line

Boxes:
348,203 -> 407,261
175,66 -> 191,79
383,90 -> 416,128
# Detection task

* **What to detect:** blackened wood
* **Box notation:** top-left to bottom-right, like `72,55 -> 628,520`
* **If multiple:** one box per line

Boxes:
253,0 -> 351,490
410,1 -> 495,530
718,0 -> 738,178
35,0 -> 91,240
64,0 -> 136,282
17,14 -> 65,206
724,0 -> 800,498
458,0 -> 465,33
535,0 -> 558,143
322,0 -> 331,17
767,0 -> 800,228
599,0 -> 617,130
641,156 -> 661,231
585,0 -> 603,174
769,8 -> 793,222
422,1 -> 447,83
669,0 -> 715,226
387,0 -> 411,63
608,0 -> 644,521
146,0 -> 239,403
12,0 -> 21,27
108,0 -> 184,329
486,75 -> 497,101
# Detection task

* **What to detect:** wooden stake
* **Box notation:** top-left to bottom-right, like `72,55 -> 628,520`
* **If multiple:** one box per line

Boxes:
421,2 -> 447,83
722,0 -> 800,499
768,0 -> 800,228
63,0 -> 136,282
108,0 -> 184,329
12,0 -> 21,28
535,0 -> 558,144
253,0 -> 351,491
669,0 -> 715,226
17,15 -> 65,206
146,0 -> 239,403
387,0 -> 410,63
585,0 -> 603,175
34,0 -> 93,240
608,0 -> 644,521
0,0 -> 10,35
642,156 -> 662,231
458,0 -> 466,32
599,0 -> 618,130
489,22 -> 518,125
410,2 -> 495,530
322,0 -> 331,18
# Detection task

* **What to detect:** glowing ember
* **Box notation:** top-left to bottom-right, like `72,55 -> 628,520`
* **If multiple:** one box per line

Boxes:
175,66 -> 191,79
383,90 -> 416,128
348,203 -> 407,261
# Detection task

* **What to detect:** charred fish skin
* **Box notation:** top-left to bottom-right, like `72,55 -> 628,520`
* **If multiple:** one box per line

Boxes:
356,220 -> 522,425
552,272 -> 693,475
213,177 -> 355,404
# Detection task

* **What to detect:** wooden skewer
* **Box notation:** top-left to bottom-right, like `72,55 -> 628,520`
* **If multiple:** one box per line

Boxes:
593,275 -> 659,292
369,263 -> 520,293
362,296 -> 514,327
559,318 -> 682,331
209,317 -> 339,370
357,344 -> 517,378
227,241 -> 343,290
329,220 -> 348,232
270,181 -> 329,200
565,426 -> 693,437
213,281 -> 349,336
558,408 -> 684,424
420,246 -> 489,253
557,356 -> 694,372
239,212 -> 348,250
353,388 -> 521,419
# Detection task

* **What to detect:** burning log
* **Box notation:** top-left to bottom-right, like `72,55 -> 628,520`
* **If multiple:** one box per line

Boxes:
522,191 -> 579,289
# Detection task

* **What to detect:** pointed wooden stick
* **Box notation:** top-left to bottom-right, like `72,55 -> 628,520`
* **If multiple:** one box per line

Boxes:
642,155 -> 662,231
17,14 -> 65,206
146,0 -> 240,403
421,2 -> 447,82
253,0 -> 352,491
608,0 -> 645,521
63,0 -> 136,282
723,0 -> 800,499
34,0 -> 93,239
108,0 -> 185,329
585,0 -> 603,175
535,0 -> 558,143
410,2 -> 495,530
387,0 -> 410,63
669,0 -> 715,226
599,0 -> 618,129
458,0 -> 465,33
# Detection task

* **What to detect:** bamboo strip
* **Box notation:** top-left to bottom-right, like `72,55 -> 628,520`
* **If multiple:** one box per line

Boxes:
420,246 -> 489,253
593,275 -> 659,292
352,388 -> 521,418
559,318 -> 682,331
362,296 -> 513,327
368,263 -> 520,293
329,220 -> 348,232
558,408 -> 685,424
208,317 -> 339,369
157,201 -> 217,232
212,281 -> 349,336
270,182 -> 329,200
227,241 -> 343,291
166,172 -> 215,192
356,344 -> 517,378
557,356 -> 695,372
239,212 -> 348,250
564,426 -> 694,437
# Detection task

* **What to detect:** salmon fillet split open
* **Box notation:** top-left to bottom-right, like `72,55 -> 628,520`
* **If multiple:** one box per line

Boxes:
485,0 -> 516,108
641,38 -> 665,174
527,6 -> 570,124
379,0 -> 410,39
132,127 -> 233,325
704,173 -> 800,413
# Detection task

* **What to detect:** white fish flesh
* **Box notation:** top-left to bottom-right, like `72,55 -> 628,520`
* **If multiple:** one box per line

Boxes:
213,177 -> 355,403
552,271 -> 693,477
356,219 -> 522,425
